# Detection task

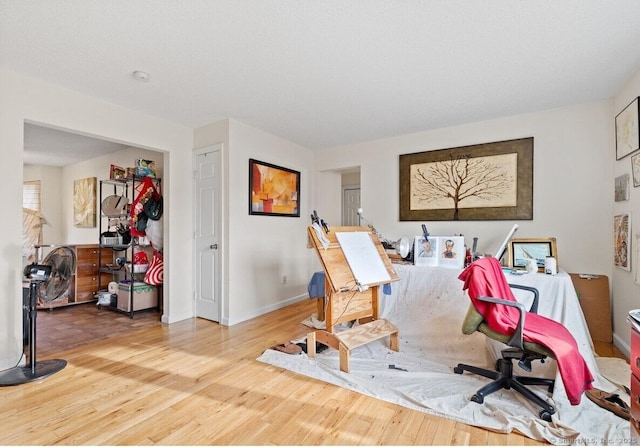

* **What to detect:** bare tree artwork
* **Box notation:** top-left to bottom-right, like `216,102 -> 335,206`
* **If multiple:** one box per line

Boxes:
399,138 -> 532,221
410,153 -> 517,220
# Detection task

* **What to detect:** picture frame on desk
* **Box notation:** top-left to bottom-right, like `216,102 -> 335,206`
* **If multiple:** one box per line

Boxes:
414,236 -> 464,269
414,236 -> 439,266
507,237 -> 557,273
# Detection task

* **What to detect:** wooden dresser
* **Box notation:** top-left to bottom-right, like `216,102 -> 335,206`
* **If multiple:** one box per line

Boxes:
628,312 -> 640,442
74,244 -> 112,303
37,244 -> 112,308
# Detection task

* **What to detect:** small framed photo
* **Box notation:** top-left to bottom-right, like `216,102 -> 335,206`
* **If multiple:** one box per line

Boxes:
614,213 -> 631,271
616,97 -> 640,160
438,236 -> 465,269
507,237 -> 558,273
414,236 -> 464,268
414,236 -> 439,266
249,159 -> 300,217
615,174 -> 630,201
631,153 -> 640,187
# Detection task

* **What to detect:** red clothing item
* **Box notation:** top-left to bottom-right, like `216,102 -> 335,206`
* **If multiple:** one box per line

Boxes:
458,257 -> 593,405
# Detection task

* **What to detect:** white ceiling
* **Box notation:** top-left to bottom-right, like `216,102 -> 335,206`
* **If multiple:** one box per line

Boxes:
4,1 -> 640,165
23,123 -> 130,167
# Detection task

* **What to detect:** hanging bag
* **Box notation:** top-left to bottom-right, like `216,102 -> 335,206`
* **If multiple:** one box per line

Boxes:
130,177 -> 158,237
144,250 -> 164,285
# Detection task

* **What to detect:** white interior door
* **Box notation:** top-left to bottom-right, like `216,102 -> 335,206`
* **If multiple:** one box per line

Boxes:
194,146 -> 221,321
342,187 -> 361,226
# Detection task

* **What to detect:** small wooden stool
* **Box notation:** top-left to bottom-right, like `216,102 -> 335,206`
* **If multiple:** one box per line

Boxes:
307,319 -> 399,373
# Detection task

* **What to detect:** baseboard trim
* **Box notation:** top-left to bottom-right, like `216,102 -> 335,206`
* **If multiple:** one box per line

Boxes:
223,294 -> 309,326
613,331 -> 630,359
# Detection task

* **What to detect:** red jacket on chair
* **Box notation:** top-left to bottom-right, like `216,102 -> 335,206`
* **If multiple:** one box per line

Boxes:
459,257 -> 593,405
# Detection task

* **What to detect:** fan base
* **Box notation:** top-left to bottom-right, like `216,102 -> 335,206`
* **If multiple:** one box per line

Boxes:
0,359 -> 67,386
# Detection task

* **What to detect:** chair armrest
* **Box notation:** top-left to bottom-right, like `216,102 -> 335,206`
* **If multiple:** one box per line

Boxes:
508,283 -> 540,314
476,296 -> 526,349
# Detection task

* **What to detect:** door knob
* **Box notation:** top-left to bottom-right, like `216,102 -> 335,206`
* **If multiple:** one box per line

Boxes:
210,244 -> 218,249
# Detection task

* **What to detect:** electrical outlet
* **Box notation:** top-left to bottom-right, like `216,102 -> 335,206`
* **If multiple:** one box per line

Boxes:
282,275 -> 287,284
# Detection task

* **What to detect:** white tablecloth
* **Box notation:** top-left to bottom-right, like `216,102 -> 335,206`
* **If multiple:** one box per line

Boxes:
260,262 -> 628,443
383,264 -> 605,387
506,270 -> 596,371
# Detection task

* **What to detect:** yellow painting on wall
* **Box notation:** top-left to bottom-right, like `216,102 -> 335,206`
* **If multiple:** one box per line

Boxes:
249,159 -> 300,217
73,177 -> 97,228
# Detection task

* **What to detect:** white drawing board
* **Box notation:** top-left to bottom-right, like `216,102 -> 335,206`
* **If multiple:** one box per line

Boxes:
335,232 -> 391,286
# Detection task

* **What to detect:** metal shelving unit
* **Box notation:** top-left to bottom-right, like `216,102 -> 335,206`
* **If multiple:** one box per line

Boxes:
98,176 -> 160,318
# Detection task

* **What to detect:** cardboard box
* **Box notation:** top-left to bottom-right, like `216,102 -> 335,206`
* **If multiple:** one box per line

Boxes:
117,281 -> 157,312
569,273 -> 612,343
135,159 -> 156,178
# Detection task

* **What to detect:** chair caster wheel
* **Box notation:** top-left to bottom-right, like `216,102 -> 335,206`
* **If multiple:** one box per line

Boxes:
453,366 -> 463,374
540,410 -> 553,422
471,394 -> 484,404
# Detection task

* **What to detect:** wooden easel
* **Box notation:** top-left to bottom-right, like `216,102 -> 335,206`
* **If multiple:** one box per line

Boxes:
306,225 -> 400,372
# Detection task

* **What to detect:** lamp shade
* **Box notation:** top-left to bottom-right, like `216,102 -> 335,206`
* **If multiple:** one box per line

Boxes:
396,236 -> 411,258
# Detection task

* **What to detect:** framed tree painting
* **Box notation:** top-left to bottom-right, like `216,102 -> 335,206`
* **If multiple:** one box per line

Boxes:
249,159 -> 300,217
399,137 -> 533,221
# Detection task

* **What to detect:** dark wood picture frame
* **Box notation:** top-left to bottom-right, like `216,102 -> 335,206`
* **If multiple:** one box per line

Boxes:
249,158 -> 300,217
399,137 -> 533,221
616,97 -> 640,160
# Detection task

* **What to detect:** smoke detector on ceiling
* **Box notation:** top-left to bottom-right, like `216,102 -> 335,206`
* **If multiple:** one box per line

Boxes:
131,70 -> 150,82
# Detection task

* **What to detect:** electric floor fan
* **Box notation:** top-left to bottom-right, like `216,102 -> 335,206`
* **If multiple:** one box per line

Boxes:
0,246 -> 76,386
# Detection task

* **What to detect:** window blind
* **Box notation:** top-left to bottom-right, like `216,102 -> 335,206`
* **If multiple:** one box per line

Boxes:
23,180 -> 41,211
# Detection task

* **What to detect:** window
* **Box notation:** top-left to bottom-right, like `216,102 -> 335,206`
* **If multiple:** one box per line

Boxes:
23,180 -> 41,211
23,180 -> 44,260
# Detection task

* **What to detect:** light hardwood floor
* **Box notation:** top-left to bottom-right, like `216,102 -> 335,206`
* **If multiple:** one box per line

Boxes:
0,299 -> 627,445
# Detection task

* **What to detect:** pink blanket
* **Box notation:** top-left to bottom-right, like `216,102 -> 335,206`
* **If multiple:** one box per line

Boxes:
459,257 -> 593,405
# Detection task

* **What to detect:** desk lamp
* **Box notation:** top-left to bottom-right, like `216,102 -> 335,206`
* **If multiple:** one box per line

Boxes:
357,208 -> 411,259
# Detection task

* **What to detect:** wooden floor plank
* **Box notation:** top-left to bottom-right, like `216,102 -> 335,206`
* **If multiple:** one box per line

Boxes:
3,298 -> 623,445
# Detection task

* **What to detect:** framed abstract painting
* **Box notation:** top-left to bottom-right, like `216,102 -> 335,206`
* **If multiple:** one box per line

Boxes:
249,159 -> 300,217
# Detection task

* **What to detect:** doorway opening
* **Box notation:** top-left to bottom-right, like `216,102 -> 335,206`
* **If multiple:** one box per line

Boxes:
23,121 -> 166,355
341,168 -> 361,226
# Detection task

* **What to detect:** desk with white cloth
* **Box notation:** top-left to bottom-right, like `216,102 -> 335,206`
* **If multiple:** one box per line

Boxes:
381,264 -> 607,392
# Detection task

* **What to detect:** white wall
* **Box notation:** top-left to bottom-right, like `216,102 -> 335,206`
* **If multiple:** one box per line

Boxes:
195,119 -> 317,325
316,100 -> 616,336
317,100 -> 613,276
0,69 -> 193,370
612,70 -> 640,355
